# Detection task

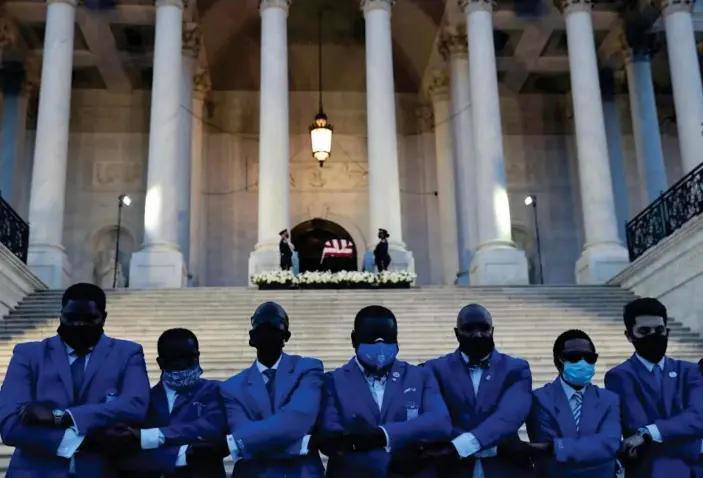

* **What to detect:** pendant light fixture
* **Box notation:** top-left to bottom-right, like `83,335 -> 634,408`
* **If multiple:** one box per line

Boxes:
309,5 -> 333,167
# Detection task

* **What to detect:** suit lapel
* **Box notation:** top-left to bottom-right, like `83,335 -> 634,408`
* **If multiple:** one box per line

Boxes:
152,382 -> 171,424
380,361 -> 404,419
629,355 -> 661,398
79,335 -> 114,399
578,384 -> 603,436
661,358 -> 677,417
343,359 -> 380,421
476,351 -> 502,415
172,384 -> 198,416
449,350 -> 476,408
274,353 -> 295,410
550,379 -> 579,437
48,336 -> 74,401
245,362 -> 272,417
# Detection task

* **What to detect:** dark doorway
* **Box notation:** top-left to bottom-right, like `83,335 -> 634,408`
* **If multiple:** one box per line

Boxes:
291,218 -> 357,273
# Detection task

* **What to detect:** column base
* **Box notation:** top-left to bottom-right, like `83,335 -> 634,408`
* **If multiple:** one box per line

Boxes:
27,244 -> 71,289
248,246 -> 283,280
469,243 -> 529,285
575,244 -> 630,284
129,244 -> 187,289
456,250 -> 474,286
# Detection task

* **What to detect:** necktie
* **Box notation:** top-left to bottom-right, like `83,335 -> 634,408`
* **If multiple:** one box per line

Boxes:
467,358 -> 490,370
572,391 -> 583,430
71,354 -> 87,401
263,369 -> 276,409
653,364 -> 663,390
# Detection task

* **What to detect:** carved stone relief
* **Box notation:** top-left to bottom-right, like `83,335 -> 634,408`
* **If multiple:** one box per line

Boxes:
247,161 -> 369,192
92,161 -> 143,190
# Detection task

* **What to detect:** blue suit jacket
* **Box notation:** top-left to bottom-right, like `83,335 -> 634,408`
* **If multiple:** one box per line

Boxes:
219,353 -> 325,478
0,334 -> 150,478
527,378 -> 621,478
319,358 -> 452,478
605,354 -> 703,478
425,349 -> 534,478
118,379 -> 227,477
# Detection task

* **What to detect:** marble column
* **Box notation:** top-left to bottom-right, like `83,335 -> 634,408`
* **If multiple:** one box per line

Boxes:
189,68 -> 210,286
428,71 -> 460,285
130,0 -> 186,288
661,0 -> 703,174
558,0 -> 629,283
27,0 -> 78,288
361,0 -> 414,271
248,0 -> 292,277
177,22 -> 199,273
460,0 -> 528,285
623,37 -> 667,203
440,24 -> 477,285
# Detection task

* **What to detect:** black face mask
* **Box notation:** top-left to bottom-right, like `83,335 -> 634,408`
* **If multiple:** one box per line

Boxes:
458,335 -> 495,361
249,326 -> 287,354
58,324 -> 104,353
633,334 -> 668,364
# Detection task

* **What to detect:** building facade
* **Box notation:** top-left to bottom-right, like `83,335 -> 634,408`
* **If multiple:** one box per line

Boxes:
0,0 -> 700,288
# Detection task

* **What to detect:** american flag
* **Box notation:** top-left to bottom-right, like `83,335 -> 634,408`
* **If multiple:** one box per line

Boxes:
321,239 -> 354,262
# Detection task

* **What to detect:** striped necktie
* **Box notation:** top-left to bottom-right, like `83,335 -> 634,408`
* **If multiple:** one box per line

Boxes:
572,391 -> 583,430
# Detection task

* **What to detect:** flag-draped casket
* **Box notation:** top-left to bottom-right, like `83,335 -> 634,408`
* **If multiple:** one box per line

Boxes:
321,239 -> 354,261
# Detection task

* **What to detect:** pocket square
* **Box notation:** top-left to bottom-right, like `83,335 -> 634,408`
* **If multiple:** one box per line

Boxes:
404,388 -> 416,393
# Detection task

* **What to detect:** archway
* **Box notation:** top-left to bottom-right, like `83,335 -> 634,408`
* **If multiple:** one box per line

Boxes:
291,218 -> 358,273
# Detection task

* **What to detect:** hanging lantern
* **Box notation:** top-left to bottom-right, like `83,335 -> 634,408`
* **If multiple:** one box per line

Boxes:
310,110 -> 333,167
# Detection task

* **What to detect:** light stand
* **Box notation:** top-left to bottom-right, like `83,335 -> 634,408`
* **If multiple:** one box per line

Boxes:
524,195 -> 544,285
113,194 -> 131,288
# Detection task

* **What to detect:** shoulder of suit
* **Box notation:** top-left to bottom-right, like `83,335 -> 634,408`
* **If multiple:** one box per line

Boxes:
220,371 -> 247,391
14,339 -> 44,355
424,352 -> 454,369
604,360 -> 629,377
107,337 -> 144,353
497,352 -> 530,370
288,354 -> 324,372
591,384 -> 620,405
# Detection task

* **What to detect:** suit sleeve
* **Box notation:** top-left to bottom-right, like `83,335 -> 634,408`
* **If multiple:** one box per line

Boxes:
0,345 -> 66,453
118,447 -> 180,473
67,345 -> 150,434
653,367 -> 703,442
315,372 -> 345,457
161,384 -> 227,446
469,363 -> 532,448
223,360 -> 323,460
382,368 -> 452,450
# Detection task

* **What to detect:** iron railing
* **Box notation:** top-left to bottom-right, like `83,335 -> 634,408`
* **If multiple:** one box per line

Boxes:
626,162 -> 703,261
0,194 -> 30,264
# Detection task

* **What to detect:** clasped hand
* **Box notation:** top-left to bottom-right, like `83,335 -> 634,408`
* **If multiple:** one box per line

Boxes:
81,425 -> 141,454
19,402 -> 63,427
619,434 -> 646,459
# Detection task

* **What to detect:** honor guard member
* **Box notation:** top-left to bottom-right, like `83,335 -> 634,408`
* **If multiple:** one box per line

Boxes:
280,229 -> 293,271
220,302 -> 325,477
0,283 -> 150,477
423,304 -> 534,478
374,229 -> 391,272
116,328 -> 228,477
317,305 -> 452,477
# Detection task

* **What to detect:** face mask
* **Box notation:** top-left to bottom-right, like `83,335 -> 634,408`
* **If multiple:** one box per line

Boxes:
458,336 -> 495,361
162,362 -> 203,392
357,342 -> 398,373
249,327 -> 287,353
57,324 -> 104,353
561,360 -> 596,387
633,334 -> 668,364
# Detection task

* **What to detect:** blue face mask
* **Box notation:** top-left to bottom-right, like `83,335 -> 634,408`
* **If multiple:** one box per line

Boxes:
357,342 -> 398,373
162,362 -> 203,391
561,360 -> 595,387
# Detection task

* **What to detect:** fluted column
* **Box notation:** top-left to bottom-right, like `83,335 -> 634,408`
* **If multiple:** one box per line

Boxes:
130,0 -> 186,288
428,71 -> 460,285
558,0 -> 629,282
460,0 -> 528,285
360,0 -> 413,271
189,68 -> 210,286
622,35 -> 667,203
439,24 -> 477,284
248,0 -> 292,277
26,0 -> 77,288
661,0 -> 703,174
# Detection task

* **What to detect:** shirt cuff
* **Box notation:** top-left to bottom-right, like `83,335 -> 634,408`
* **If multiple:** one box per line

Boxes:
175,445 -> 188,467
300,435 -> 310,455
379,426 -> 391,452
65,410 -> 79,435
226,434 -> 241,464
140,428 -> 165,450
451,432 -> 481,459
474,446 -> 498,458
56,427 -> 85,459
645,425 -> 663,443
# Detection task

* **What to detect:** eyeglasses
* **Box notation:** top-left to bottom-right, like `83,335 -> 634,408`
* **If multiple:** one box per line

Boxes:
561,351 -> 598,365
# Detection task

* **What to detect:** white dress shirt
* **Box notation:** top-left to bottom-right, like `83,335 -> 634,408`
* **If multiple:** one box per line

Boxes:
55,345 -> 90,474
354,358 -> 392,451
451,352 -> 497,478
226,356 -> 310,463
139,382 -> 189,469
634,354 -> 667,444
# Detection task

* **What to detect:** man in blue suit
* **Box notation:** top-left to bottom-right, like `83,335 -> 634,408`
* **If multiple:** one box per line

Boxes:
317,305 -> 452,477
527,329 -> 621,477
115,328 -> 228,477
605,297 -> 703,478
423,303 -> 534,478
220,301 -> 325,477
0,282 -> 150,477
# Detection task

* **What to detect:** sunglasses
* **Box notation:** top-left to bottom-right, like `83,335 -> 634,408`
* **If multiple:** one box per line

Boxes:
561,351 -> 598,365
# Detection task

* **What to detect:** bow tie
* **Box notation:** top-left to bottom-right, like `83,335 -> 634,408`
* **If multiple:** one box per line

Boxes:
467,359 -> 490,370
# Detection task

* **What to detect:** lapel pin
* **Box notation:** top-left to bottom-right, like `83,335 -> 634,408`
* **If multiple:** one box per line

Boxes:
393,372 -> 400,379
485,375 -> 491,381
669,371 -> 677,378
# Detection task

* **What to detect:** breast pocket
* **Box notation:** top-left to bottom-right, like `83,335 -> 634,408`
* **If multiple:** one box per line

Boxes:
401,387 -> 421,422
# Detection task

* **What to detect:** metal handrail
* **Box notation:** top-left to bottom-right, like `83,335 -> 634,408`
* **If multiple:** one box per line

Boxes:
0,194 -> 30,264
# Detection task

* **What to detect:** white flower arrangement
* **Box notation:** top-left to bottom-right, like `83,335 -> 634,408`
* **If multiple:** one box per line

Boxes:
250,270 -> 297,285
251,270 -> 416,287
378,270 -> 417,284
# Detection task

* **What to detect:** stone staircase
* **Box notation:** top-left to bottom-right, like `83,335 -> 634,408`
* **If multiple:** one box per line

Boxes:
0,285 -> 701,473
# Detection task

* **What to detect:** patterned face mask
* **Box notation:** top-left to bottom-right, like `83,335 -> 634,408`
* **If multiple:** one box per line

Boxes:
162,362 -> 203,391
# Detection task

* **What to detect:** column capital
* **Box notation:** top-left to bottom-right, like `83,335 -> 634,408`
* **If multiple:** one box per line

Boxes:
459,0 -> 496,14
182,22 -> 201,58
554,0 -> 593,15
660,0 -> 694,15
155,0 -> 187,9
361,0 -> 395,13
260,0 -> 291,13
193,67 -> 211,99
438,24 -> 468,60
428,69 -> 450,101
415,105 -> 434,134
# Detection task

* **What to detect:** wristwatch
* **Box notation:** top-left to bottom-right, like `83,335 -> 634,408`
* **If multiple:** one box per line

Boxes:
636,427 -> 653,444
52,409 -> 65,427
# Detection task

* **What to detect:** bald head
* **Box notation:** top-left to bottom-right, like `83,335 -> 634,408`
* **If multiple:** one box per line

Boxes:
457,304 -> 493,329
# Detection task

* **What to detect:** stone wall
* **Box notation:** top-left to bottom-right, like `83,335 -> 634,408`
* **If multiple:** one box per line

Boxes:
0,243 -> 46,318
